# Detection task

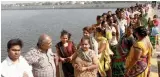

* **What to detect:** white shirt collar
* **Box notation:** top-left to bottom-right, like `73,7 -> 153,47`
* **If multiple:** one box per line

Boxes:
6,56 -> 20,66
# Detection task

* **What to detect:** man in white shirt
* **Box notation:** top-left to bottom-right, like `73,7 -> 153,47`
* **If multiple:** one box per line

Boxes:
117,11 -> 128,37
1,39 -> 33,77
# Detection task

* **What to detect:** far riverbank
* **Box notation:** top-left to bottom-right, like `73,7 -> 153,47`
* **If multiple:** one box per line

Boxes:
2,2 -> 145,10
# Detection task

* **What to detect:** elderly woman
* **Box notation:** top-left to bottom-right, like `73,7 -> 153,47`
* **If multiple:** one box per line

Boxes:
68,37 -> 98,77
125,26 -> 153,77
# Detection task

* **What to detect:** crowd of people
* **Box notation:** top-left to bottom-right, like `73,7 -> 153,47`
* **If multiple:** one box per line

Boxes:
1,3 -> 160,77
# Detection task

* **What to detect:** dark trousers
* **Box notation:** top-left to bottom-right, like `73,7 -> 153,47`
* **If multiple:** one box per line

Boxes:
62,62 -> 74,77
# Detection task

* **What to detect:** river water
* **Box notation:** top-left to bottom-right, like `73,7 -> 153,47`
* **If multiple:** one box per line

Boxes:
1,9 -> 116,61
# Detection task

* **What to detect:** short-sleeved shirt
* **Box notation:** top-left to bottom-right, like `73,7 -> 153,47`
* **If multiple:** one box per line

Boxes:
118,19 -> 127,37
24,47 -> 56,77
151,26 -> 159,36
1,56 -> 33,77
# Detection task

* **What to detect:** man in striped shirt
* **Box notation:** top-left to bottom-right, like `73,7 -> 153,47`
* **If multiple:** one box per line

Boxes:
25,34 -> 57,77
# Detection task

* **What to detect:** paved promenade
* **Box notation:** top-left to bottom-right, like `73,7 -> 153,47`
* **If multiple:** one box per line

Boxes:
151,44 -> 160,77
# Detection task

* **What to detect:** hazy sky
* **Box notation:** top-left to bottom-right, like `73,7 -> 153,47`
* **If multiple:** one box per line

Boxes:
1,1 -> 35,4
1,1 -> 60,4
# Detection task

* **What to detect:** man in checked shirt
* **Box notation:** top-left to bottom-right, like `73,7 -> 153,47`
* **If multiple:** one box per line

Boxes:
24,34 -> 58,77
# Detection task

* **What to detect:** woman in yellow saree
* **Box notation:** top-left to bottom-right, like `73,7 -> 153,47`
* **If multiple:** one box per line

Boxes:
125,26 -> 153,77
95,27 -> 113,77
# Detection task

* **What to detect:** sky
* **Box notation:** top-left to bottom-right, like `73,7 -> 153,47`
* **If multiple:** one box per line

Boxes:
1,1 -> 60,4
1,1 -> 158,4
1,1 -> 34,4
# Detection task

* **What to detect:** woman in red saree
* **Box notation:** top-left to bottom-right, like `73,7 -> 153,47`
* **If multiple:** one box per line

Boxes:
56,30 -> 76,77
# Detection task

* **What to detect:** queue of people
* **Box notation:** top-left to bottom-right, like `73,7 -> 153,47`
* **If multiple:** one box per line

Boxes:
1,3 -> 160,77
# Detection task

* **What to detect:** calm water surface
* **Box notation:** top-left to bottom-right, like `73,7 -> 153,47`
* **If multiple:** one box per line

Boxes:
1,9 -> 116,61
